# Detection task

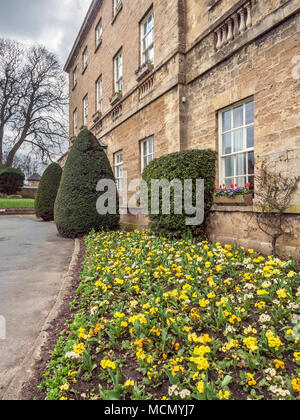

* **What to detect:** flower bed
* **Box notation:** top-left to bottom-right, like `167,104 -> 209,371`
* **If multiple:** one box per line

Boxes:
38,231 -> 300,401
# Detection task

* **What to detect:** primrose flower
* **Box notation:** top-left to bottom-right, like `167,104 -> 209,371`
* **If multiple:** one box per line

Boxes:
266,331 -> 284,351
73,343 -> 86,355
218,390 -> 230,400
291,378 -> 300,392
273,359 -> 285,369
124,379 -> 135,388
243,337 -> 258,352
60,383 -> 69,392
247,373 -> 256,386
196,381 -> 204,394
294,352 -> 300,361
101,359 -> 116,370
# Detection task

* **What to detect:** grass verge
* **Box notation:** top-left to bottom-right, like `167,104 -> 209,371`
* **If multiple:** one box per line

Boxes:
0,199 -> 35,209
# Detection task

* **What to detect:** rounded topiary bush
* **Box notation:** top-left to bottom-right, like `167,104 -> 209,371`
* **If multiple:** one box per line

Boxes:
142,149 -> 217,238
0,167 -> 25,195
35,163 -> 62,221
54,129 -> 119,238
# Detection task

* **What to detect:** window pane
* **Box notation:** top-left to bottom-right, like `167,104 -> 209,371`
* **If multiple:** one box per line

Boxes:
143,142 -> 147,156
248,151 -> 255,175
247,126 -> 254,149
222,110 -> 231,132
236,153 -> 246,176
245,101 -> 254,125
225,156 -> 234,177
148,46 -> 154,62
233,105 -> 243,128
222,132 -> 231,155
148,139 -> 154,154
236,176 -> 246,187
233,128 -> 244,152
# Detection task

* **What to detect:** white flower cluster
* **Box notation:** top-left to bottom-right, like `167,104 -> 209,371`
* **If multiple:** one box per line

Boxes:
65,351 -> 81,360
265,368 -> 291,399
259,314 -> 271,323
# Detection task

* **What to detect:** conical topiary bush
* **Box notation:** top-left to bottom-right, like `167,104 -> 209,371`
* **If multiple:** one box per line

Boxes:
35,162 -> 62,221
54,129 -> 119,238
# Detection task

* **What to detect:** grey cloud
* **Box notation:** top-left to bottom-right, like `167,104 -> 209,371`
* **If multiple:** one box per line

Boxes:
0,0 -> 91,63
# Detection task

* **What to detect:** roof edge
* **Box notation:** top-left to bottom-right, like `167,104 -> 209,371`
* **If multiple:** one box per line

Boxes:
64,0 -> 103,73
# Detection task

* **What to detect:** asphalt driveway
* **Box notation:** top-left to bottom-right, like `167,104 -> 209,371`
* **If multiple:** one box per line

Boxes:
0,216 -> 74,399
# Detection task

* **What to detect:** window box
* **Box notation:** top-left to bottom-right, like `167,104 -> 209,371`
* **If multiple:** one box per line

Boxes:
110,91 -> 122,106
214,193 -> 253,206
135,62 -> 154,82
92,110 -> 102,123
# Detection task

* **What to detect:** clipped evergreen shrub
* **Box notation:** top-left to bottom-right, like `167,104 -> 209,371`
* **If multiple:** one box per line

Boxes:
0,167 -> 25,195
54,129 -> 119,238
35,163 -> 62,221
142,149 -> 217,238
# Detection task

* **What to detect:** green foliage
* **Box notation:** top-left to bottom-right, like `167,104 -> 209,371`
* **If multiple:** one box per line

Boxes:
35,163 -> 62,221
142,149 -> 217,238
54,129 -> 119,238
0,167 -> 25,195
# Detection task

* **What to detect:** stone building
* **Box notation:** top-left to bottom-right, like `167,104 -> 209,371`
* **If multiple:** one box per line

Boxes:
64,0 -> 300,258
27,173 -> 41,187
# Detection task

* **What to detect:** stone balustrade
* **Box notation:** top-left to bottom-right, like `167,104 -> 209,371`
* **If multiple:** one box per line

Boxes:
138,75 -> 154,100
112,103 -> 122,121
215,1 -> 253,51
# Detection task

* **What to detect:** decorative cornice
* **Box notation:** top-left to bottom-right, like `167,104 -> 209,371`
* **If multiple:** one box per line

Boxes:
64,0 -> 103,73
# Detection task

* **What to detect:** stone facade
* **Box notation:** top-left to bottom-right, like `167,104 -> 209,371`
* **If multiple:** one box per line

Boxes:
65,0 -> 300,258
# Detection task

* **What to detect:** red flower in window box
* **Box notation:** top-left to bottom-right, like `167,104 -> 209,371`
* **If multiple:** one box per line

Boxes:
92,110 -> 102,122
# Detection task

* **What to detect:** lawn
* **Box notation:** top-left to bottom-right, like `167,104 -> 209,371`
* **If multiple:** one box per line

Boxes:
38,230 -> 300,401
0,199 -> 35,209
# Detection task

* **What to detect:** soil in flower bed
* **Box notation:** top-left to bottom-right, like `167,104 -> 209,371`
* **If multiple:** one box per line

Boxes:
34,231 -> 300,401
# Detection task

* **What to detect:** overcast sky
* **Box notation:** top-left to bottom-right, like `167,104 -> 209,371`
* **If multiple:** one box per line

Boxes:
0,0 -> 92,65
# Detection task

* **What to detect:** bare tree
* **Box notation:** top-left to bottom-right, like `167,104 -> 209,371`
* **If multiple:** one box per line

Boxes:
0,38 -> 68,169
255,162 -> 299,256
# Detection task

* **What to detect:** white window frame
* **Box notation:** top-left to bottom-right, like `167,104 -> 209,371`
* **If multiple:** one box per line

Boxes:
114,50 -> 123,93
95,20 -> 103,47
73,109 -> 77,133
141,137 -> 155,172
114,151 -> 124,194
83,95 -> 88,126
218,99 -> 255,188
82,47 -> 88,71
141,10 -> 154,65
96,77 -> 103,112
114,0 -> 122,16
73,67 -> 77,88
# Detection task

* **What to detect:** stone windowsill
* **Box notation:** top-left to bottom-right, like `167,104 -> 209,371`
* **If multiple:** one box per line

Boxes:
211,204 -> 254,212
